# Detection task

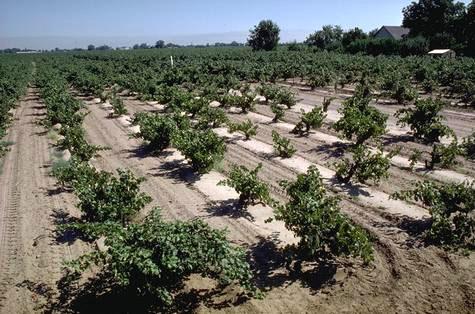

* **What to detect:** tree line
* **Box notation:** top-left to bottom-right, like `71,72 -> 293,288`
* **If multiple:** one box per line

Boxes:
248,0 -> 475,57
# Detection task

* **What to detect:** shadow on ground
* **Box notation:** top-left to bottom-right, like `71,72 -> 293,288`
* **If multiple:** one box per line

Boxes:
205,198 -> 255,221
249,237 -> 339,294
19,235 -> 342,313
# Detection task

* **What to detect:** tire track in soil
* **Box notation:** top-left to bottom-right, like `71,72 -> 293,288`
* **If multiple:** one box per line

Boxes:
116,97 -> 410,277
0,101 -> 23,310
80,98 -> 359,311
74,92 -> 475,313
82,101 -> 268,246
0,89 -> 85,313
125,97 -> 414,260
116,96 -> 425,247
115,96 -> 415,247
121,95 -> 475,313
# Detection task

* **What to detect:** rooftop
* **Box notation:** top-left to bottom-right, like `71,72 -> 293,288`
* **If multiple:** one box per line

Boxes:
379,26 -> 410,40
428,49 -> 453,54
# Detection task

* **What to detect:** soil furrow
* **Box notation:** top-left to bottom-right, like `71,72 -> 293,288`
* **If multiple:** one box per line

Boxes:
0,89 -> 85,313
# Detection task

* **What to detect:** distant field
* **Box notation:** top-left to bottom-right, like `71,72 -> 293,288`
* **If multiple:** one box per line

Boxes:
0,48 -> 474,313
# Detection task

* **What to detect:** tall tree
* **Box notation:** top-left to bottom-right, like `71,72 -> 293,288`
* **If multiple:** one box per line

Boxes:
247,20 -> 280,51
305,25 -> 343,49
402,0 -> 466,38
342,27 -> 368,47
463,1 -> 475,55
155,40 -> 165,48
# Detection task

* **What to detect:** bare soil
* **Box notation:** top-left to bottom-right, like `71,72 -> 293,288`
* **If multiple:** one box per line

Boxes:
253,101 -> 475,179
99,94 -> 475,313
1,89 -> 474,313
0,89 -> 86,313
283,82 -> 475,139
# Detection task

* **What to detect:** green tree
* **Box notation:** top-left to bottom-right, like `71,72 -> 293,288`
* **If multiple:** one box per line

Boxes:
342,27 -> 368,47
403,0 -> 466,37
247,20 -> 280,51
305,25 -> 343,49
402,0 -> 466,49
464,1 -> 475,56
155,40 -> 165,49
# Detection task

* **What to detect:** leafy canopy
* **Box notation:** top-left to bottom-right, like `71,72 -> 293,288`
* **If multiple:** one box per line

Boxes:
335,145 -> 397,185
247,20 -> 280,51
333,92 -> 387,145
396,97 -> 451,143
272,130 -> 296,158
132,112 -> 178,152
173,128 -> 226,173
276,166 -> 373,262
392,180 -> 475,248
67,209 -> 257,306
292,107 -> 326,136
305,25 -> 343,49
228,119 -> 258,140
219,163 -> 271,206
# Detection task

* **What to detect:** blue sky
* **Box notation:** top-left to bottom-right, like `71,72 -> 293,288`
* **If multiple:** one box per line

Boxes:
0,0 -> 468,49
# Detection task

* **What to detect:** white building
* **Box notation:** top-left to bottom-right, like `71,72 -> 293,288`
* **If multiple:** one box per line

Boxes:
428,49 -> 456,58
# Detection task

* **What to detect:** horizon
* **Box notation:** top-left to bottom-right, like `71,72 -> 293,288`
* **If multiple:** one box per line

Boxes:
1,0 -> 471,50
0,30 -> 312,50
1,0 -> 407,50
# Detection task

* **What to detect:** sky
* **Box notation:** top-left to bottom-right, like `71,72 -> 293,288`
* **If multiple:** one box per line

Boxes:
0,0 -> 467,49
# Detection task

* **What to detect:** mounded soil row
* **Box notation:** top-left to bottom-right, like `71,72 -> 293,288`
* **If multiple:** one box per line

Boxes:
82,93 -> 475,313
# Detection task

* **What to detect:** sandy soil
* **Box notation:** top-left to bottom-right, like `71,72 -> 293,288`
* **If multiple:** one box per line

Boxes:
252,101 -> 475,179
121,86 -> 475,181
0,89 -> 86,313
1,83 -> 474,312
90,94 -> 475,313
234,110 -> 474,186
282,83 -> 475,139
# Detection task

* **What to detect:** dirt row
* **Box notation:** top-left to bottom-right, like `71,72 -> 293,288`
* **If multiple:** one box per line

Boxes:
252,101 -> 475,179
97,94 -> 475,313
1,86 -> 473,312
118,91 -> 475,182
285,83 -> 475,139
0,89 -> 86,314
118,95 -> 473,204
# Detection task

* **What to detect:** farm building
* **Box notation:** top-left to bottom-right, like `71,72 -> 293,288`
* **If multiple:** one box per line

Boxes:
428,49 -> 456,58
373,26 -> 410,40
